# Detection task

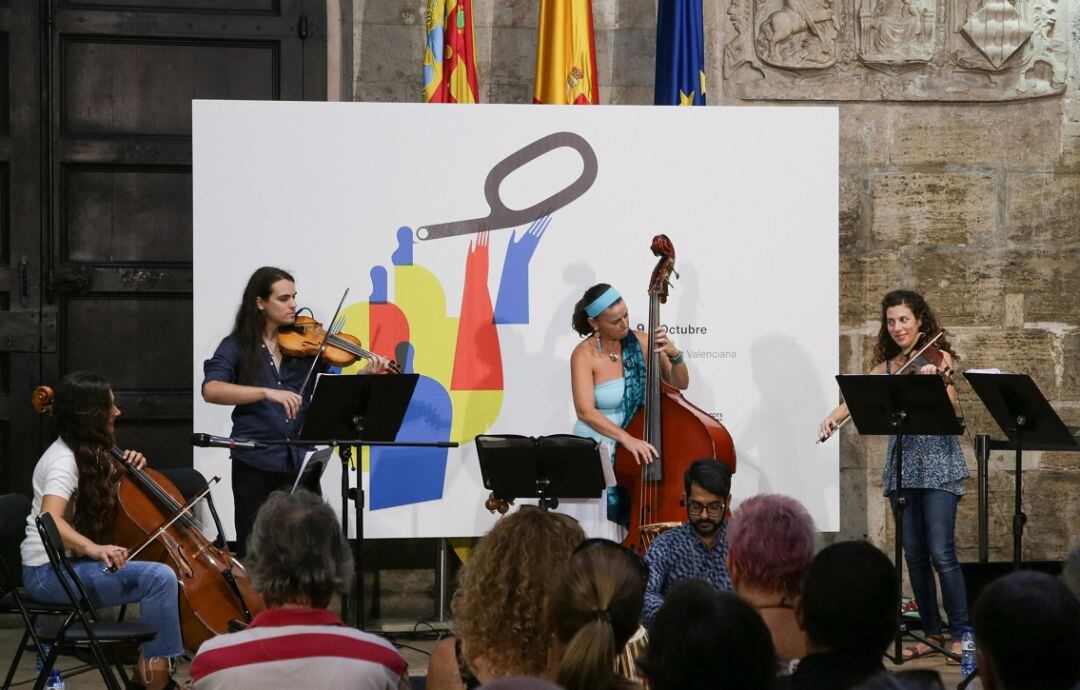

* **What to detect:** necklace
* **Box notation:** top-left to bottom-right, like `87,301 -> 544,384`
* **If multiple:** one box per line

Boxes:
595,335 -> 619,362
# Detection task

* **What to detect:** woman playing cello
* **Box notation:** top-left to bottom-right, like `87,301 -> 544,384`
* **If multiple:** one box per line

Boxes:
21,372 -> 184,689
818,289 -> 969,659
568,283 -> 688,539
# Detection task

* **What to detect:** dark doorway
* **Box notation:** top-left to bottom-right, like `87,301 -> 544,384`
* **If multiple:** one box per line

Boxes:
1,0 -> 327,494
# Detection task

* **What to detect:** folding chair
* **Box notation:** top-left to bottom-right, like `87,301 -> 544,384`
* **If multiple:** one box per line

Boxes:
0,493 -> 75,688
34,511 -> 157,690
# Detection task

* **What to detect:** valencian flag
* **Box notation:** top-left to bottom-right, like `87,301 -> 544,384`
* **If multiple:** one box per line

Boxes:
655,0 -> 706,105
533,0 -> 599,105
423,0 -> 479,103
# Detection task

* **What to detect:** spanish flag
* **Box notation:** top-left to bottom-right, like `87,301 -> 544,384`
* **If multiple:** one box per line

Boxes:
533,0 -> 599,105
423,0 -> 479,103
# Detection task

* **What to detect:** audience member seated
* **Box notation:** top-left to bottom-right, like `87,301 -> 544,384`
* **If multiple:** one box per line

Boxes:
853,671 -> 944,690
428,507 -> 586,689
642,460 -> 734,627
782,541 -> 897,690
549,538 -> 647,690
727,494 -> 816,670
973,570 -> 1080,690
1063,539 -> 1080,602
641,579 -> 776,690
190,490 -> 408,689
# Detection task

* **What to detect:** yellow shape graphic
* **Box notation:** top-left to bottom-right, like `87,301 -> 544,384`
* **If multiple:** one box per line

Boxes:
450,390 -> 503,444
395,264 -> 458,388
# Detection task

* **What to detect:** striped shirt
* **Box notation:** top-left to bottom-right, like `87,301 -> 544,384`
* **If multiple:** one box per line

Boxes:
190,607 -> 410,690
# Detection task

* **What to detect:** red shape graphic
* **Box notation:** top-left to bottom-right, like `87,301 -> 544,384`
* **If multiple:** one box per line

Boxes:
368,302 -> 410,362
451,233 -> 503,390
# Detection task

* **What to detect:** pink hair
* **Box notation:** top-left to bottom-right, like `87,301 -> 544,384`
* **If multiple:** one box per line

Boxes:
727,494 -> 816,597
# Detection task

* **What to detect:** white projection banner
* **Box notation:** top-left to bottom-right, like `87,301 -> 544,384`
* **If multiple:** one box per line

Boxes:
192,101 -> 839,539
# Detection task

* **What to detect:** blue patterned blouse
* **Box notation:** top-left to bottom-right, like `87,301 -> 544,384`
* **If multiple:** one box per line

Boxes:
881,358 -> 970,496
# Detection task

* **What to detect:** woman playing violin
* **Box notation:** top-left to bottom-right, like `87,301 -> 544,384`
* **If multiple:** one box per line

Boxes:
818,289 -> 969,659
202,267 -> 389,556
568,283 -> 688,539
22,372 -> 183,689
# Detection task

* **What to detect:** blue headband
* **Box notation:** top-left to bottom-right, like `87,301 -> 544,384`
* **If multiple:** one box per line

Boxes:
585,287 -> 622,318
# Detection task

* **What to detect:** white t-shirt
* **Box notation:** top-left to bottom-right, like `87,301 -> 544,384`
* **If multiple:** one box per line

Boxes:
21,438 -> 79,567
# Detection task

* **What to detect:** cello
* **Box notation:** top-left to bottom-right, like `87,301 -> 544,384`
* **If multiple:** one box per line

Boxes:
614,235 -> 737,554
32,386 -> 265,654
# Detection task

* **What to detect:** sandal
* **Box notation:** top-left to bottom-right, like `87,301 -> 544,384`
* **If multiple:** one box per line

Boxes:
901,635 -> 944,661
945,639 -> 963,665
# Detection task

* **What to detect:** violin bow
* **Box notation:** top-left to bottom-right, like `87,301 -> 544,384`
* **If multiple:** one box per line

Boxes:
104,477 -> 220,573
298,288 -> 350,395
817,330 -> 946,444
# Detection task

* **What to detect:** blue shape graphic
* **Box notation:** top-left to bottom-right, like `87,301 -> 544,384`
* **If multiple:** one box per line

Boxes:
493,215 -> 550,324
370,344 -> 453,509
391,226 -> 414,266
369,266 -> 388,304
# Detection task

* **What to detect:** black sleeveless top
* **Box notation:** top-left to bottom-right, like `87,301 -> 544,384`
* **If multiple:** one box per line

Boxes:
455,638 -> 481,690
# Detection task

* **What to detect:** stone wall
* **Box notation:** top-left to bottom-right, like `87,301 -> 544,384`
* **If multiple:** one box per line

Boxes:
348,0 -> 1080,563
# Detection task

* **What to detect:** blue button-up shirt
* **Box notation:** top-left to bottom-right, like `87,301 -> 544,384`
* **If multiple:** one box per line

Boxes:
641,521 -> 732,627
202,335 -> 330,474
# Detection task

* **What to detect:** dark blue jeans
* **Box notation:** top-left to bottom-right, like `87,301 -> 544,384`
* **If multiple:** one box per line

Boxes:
892,488 -> 970,638
24,559 -> 183,659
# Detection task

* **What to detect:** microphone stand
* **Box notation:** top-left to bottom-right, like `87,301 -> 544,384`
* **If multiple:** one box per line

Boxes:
199,435 -> 456,628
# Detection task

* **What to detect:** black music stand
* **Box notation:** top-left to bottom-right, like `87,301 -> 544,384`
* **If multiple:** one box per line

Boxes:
836,374 -> 964,666
964,373 -> 1079,569
476,435 -> 607,509
299,373 -> 418,628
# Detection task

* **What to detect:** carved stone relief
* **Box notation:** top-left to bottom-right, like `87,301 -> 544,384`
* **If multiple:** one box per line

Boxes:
755,0 -> 839,68
858,0 -> 936,63
725,0 -> 1067,100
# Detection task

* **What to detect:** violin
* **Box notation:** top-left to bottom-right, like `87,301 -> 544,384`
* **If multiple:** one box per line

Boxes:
32,386 -> 265,653
817,330 -> 953,442
278,313 -> 402,374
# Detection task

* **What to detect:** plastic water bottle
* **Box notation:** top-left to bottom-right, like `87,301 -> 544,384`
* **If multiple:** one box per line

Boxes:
960,627 -> 977,678
35,644 -> 51,672
45,669 -> 64,689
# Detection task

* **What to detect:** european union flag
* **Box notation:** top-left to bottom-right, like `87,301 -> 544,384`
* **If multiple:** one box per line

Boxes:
654,0 -> 706,105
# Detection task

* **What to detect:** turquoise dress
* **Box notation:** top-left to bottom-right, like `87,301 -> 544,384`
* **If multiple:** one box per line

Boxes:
565,378 -> 627,540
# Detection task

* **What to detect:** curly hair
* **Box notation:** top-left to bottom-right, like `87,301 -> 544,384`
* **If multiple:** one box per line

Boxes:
53,372 -> 118,545
571,283 -> 621,337
452,507 -> 586,678
872,290 -> 957,367
245,490 -> 353,608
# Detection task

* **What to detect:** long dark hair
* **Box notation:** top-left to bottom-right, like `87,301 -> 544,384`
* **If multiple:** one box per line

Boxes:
872,290 -> 957,366
231,266 -> 295,384
572,283 -> 620,337
53,372 -> 117,544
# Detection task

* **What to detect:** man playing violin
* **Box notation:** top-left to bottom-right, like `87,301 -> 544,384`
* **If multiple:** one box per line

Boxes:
22,372 -> 184,689
818,289 -> 969,660
202,266 -> 389,557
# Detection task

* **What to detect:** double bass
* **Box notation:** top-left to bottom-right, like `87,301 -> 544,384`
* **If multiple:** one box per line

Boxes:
614,235 -> 737,554
32,386 -> 265,653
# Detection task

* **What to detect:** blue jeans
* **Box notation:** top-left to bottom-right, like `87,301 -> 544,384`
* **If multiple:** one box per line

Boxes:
892,489 -> 970,638
23,560 -> 183,659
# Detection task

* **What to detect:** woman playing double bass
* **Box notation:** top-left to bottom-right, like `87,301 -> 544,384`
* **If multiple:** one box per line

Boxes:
21,372 -> 183,689
568,283 -> 688,539
202,267 -> 390,556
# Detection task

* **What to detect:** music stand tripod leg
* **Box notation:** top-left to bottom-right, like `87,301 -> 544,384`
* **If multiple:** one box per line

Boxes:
1012,420 -> 1026,570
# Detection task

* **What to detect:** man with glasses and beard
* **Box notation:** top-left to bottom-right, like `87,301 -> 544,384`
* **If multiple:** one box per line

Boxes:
641,460 -> 733,627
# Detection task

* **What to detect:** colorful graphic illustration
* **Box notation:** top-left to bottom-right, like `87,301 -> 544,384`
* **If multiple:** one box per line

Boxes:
345,220 -> 549,509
